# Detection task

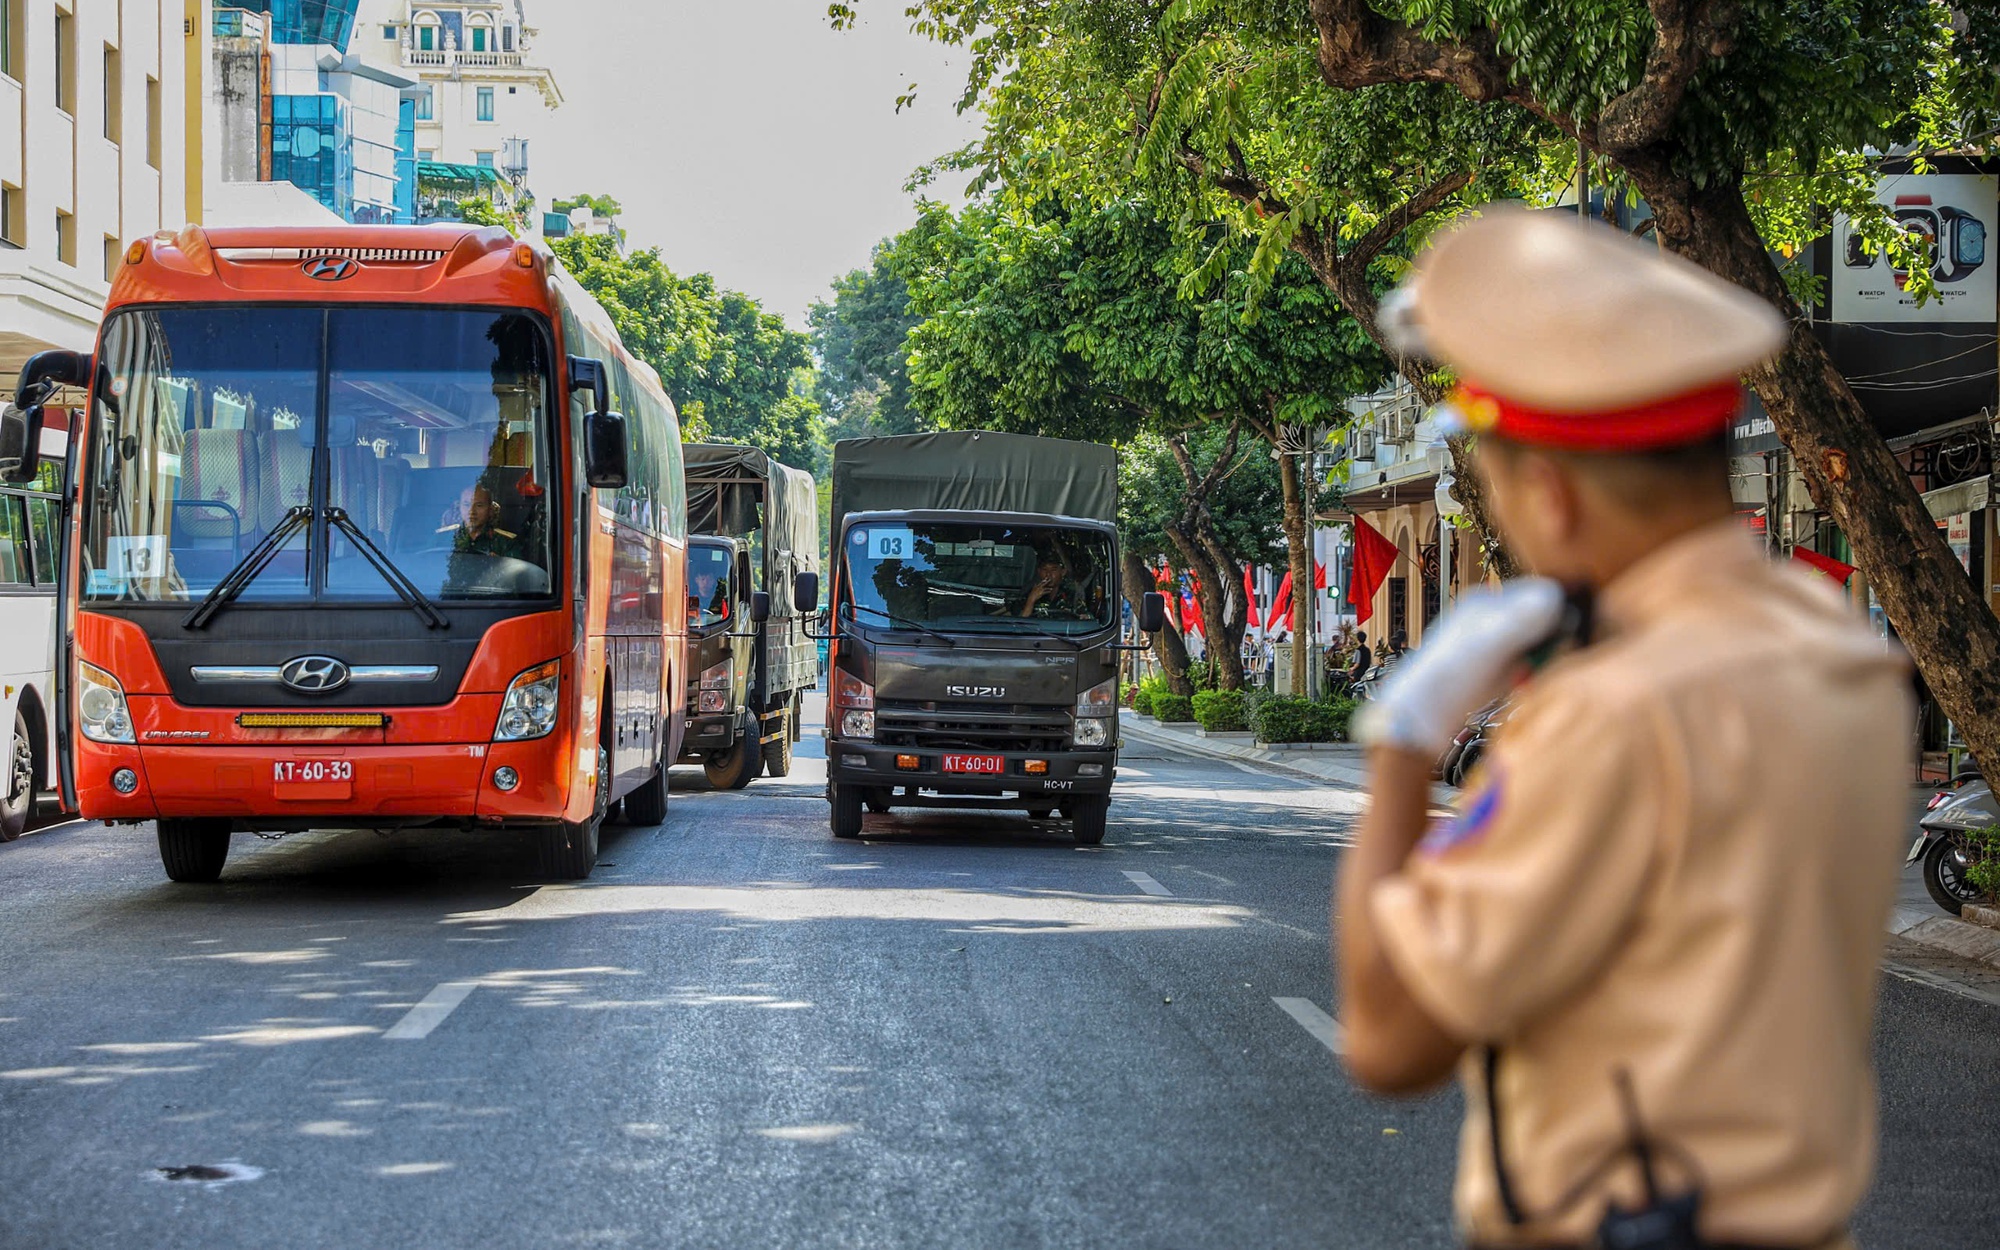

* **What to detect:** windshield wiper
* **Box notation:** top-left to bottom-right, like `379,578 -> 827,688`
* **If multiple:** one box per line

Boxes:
326,507 -> 449,630
846,603 -> 956,647
183,506 -> 313,630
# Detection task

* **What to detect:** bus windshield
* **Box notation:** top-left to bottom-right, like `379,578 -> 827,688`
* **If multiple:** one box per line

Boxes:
841,521 -> 1115,636
82,306 -> 557,605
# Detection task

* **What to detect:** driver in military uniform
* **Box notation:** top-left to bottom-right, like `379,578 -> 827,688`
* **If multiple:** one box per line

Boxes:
440,483 -> 524,561
1338,209 -> 1910,1250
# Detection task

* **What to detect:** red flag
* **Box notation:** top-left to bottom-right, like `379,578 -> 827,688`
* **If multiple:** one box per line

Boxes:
1791,546 -> 1856,585
1242,566 -> 1261,629
1269,570 -> 1294,634
1347,515 -> 1401,627
1314,561 -> 1328,591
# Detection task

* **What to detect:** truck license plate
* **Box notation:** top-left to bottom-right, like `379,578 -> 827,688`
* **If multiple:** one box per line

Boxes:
942,754 -> 1005,775
274,758 -> 355,800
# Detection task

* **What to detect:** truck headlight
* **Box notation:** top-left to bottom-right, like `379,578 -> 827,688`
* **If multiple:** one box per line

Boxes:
699,690 -> 729,713
78,663 -> 135,744
1074,716 -> 1110,748
1077,676 -> 1117,716
700,661 -> 731,691
495,659 -> 561,742
839,710 -> 876,740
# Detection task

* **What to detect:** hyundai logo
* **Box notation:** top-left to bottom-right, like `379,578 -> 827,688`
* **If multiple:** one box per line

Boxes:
280,656 -> 351,693
302,256 -> 360,282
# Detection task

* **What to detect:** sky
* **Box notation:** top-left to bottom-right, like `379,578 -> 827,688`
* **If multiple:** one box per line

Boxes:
530,1 -> 988,328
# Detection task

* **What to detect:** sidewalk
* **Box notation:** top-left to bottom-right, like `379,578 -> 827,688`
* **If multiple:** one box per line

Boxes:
1122,709 -> 2000,983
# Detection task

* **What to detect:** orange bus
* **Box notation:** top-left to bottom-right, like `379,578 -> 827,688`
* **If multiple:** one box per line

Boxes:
0,224 -> 687,883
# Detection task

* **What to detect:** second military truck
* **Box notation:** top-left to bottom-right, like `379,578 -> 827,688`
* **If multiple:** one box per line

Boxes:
681,445 -> 820,789
800,431 -> 1163,844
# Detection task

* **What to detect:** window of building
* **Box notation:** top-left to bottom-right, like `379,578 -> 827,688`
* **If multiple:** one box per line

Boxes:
417,21 -> 436,51
0,0 -> 18,80
475,151 -> 494,170
476,87 -> 494,122
103,45 -> 121,143
55,210 -> 75,266
470,25 -> 488,53
102,234 -> 120,283
417,149 -> 434,162
383,24 -> 398,40
415,90 -> 432,120
0,185 -> 22,248
503,26 -> 515,52
54,11 -> 76,114
145,76 -> 161,169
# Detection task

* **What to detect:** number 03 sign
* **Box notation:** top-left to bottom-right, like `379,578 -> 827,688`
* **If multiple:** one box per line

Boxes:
862,526 -> 914,561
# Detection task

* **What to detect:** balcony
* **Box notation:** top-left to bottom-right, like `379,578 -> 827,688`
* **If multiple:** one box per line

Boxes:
402,48 -> 526,70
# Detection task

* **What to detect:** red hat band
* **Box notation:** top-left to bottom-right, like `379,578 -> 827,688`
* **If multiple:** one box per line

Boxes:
1452,380 -> 1744,452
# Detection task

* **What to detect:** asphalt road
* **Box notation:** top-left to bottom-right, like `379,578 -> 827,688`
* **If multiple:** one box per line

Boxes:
2,722 -> 1996,1249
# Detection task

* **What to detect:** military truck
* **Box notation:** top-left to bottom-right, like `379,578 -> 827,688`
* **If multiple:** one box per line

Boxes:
680,446 -> 820,789
794,432 -> 1164,843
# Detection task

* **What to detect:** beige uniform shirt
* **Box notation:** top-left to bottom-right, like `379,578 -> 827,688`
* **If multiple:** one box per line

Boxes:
1372,522 -> 1910,1248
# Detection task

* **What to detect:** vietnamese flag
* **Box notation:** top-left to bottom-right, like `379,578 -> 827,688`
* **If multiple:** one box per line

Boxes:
1269,570 -> 1294,635
1243,566 -> 1262,629
1347,515 -> 1402,627
1791,546 -> 1856,585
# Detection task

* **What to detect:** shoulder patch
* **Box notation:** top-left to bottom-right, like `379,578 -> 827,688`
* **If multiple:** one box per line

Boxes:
1420,772 -> 1504,857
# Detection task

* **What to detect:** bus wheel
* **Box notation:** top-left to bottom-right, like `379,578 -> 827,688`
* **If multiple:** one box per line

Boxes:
762,721 -> 794,778
158,819 -> 231,883
831,783 -> 864,839
704,732 -> 759,791
624,764 -> 668,826
1070,797 -> 1110,846
540,743 -> 607,880
0,711 -> 33,841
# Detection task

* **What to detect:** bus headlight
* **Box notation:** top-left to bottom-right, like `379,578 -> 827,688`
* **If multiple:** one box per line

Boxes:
79,663 -> 135,744
495,659 -> 561,742
1074,716 -> 1110,748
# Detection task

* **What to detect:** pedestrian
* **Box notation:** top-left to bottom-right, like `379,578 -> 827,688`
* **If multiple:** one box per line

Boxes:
1348,629 -> 1373,685
1384,630 -> 1407,664
1339,208 -> 1909,1250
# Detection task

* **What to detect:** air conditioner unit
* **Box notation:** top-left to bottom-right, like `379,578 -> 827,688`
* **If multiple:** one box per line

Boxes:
1346,428 -> 1378,463
1379,407 -> 1415,445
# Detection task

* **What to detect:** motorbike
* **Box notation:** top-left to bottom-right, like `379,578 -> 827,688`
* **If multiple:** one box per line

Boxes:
1911,763 -> 1990,915
1439,698 -> 1509,788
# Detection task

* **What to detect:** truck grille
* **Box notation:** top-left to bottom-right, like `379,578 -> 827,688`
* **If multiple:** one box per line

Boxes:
876,699 -> 1072,753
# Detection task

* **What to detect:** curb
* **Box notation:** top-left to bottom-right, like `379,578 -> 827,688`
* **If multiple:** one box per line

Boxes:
1889,904 -> 2000,973
1120,711 -> 1447,798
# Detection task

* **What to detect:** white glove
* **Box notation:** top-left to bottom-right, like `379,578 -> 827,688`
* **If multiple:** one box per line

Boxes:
1354,579 -> 1567,756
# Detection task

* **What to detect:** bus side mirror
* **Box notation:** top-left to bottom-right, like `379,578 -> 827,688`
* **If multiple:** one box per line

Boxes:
0,404 -> 44,485
1139,592 -> 1167,634
584,411 -> 628,489
568,355 -> 610,421
793,571 -> 819,615
750,591 -> 771,624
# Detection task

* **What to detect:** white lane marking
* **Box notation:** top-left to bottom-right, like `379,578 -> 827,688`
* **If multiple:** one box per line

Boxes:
1273,997 -> 1344,1055
1122,870 -> 1173,897
383,982 -> 479,1041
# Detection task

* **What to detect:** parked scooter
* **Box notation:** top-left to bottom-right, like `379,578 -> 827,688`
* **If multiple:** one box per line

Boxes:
1912,763 -> 1990,915
1439,698 -> 1509,788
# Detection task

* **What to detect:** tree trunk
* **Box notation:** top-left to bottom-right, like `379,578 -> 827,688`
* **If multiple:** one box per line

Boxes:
1166,520 -> 1244,689
1275,445 -> 1315,697
1122,551 -> 1192,695
1655,175 -> 2000,777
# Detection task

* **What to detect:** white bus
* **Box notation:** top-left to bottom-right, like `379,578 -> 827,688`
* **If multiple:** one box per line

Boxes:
0,414 -> 71,840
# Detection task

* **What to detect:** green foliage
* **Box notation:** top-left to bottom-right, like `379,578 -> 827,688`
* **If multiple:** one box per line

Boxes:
1252,695 -> 1355,744
454,198 -> 509,228
1135,672 -> 1172,716
1132,686 -> 1156,716
552,192 -> 623,218
809,246 -> 927,442
1191,689 -> 1248,732
1152,692 -> 1196,723
1966,826 -> 2000,902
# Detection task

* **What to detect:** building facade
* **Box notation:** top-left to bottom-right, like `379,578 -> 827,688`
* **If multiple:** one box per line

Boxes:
0,0 -> 192,382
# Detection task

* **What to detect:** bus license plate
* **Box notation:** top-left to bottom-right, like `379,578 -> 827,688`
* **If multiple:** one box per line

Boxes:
274,758 -> 355,800
942,754 -> 1005,775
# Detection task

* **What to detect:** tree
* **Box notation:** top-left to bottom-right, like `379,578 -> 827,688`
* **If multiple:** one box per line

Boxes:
809,247 -> 927,442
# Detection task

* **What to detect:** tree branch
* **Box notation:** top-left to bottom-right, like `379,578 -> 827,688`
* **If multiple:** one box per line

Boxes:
1597,1 -> 1739,156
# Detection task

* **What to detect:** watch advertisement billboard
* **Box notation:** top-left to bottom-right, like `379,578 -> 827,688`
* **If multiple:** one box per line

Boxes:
1833,172 -> 1996,324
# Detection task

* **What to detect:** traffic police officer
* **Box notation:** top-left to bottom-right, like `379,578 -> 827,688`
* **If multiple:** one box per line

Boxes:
1339,208 -> 1911,1250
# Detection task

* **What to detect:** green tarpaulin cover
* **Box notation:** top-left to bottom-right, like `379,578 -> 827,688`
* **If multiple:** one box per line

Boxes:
685,444 -> 820,618
831,432 -> 1117,530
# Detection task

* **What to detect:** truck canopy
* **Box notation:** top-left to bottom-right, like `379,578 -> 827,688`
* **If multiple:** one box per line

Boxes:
685,444 -> 820,615
830,432 -> 1117,529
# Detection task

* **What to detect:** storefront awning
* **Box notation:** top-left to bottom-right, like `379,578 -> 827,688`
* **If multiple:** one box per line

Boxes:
415,161 -> 504,188
1921,474 -> 1990,521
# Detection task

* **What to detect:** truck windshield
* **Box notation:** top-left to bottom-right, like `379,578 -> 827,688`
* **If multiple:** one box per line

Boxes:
689,543 -> 732,629
81,306 -> 556,605
842,522 -> 1114,636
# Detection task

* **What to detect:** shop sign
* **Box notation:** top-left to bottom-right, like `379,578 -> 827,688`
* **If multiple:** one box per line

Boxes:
1832,172 -> 1997,324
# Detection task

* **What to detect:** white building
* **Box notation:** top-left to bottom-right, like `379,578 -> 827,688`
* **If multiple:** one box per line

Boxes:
0,0 -> 192,383
356,1 -> 560,196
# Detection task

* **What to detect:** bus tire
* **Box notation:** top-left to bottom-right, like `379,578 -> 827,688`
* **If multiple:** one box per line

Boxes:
831,783 -> 864,839
704,731 -> 759,791
540,742 -> 607,880
623,764 -> 668,826
1,710 -> 33,841
158,819 -> 231,883
762,721 -> 794,778
1070,797 -> 1110,846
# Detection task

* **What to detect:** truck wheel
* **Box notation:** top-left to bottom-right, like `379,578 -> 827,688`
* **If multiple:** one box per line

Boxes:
540,742 -> 607,880
158,819 -> 231,883
1,711 -> 34,841
762,724 -> 794,778
623,764 -> 669,826
831,783 -> 864,839
1070,797 -> 1110,846
704,732 -> 759,790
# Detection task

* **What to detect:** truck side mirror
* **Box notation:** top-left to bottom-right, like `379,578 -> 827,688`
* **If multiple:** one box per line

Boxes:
0,404 -> 45,485
750,591 -> 771,624
584,411 -> 628,489
1139,592 -> 1167,634
687,594 -> 701,619
793,571 -> 819,614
